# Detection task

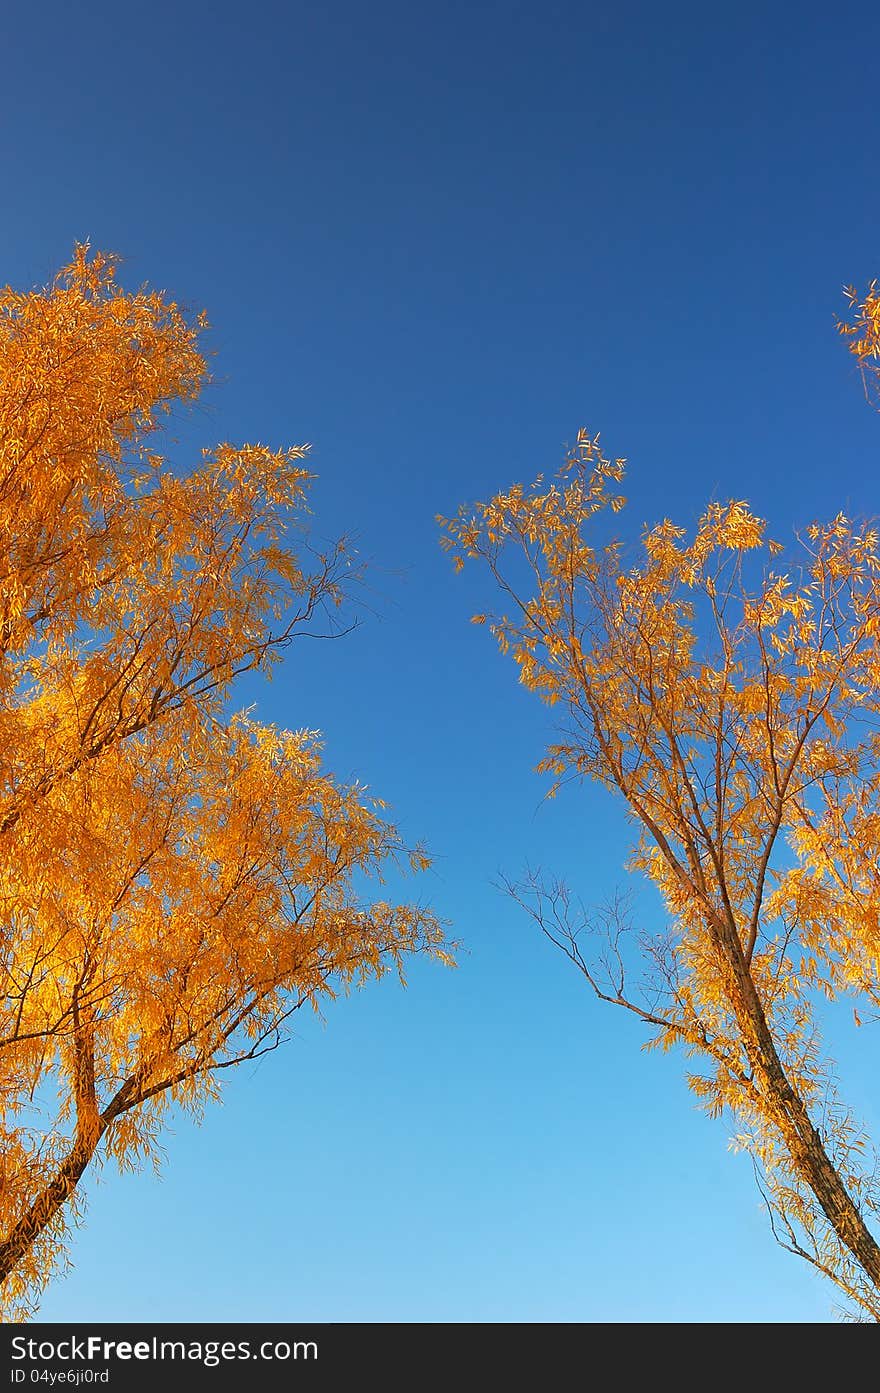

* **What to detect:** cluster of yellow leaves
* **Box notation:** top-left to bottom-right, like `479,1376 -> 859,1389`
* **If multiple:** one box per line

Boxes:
839,281 -> 880,406
0,249 -> 449,1318
444,425 -> 880,1316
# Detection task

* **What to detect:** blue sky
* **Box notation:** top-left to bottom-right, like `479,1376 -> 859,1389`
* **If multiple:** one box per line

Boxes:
5,0 -> 880,1321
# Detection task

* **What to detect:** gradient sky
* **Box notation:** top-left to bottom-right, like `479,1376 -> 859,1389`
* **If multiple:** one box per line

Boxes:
5,0 -> 880,1322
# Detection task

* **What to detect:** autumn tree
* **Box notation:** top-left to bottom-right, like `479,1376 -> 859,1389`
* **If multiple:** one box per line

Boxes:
441,283 -> 880,1319
0,248 -> 449,1319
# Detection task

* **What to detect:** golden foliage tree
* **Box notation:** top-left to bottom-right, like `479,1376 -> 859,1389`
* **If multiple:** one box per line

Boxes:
0,248 -> 449,1318
442,284 -> 880,1318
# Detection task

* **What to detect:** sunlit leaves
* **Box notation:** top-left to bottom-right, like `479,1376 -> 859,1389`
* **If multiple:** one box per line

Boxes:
445,414 -> 880,1317
0,249 -> 449,1318
840,281 -> 880,407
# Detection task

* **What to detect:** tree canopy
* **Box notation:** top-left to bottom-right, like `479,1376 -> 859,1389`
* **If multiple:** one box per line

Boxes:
0,248 -> 449,1318
442,282 -> 880,1317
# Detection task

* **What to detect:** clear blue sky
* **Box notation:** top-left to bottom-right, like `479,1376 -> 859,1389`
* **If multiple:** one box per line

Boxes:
6,0 -> 879,1322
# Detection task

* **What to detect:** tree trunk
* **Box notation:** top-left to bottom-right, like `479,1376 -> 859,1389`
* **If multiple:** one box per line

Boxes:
0,1126 -> 104,1283
715,907 -> 880,1290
